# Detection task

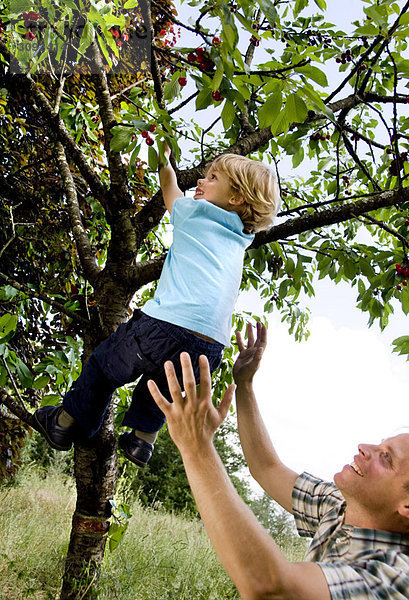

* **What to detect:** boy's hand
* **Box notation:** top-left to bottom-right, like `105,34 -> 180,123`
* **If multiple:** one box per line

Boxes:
233,322 -> 267,386
148,353 -> 235,453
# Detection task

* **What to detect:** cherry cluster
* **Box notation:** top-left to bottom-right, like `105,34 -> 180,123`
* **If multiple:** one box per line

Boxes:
140,124 -> 156,146
395,261 -> 409,290
110,26 -> 129,49
187,46 -> 215,72
21,11 -> 46,40
310,131 -> 330,142
336,48 -> 353,64
158,23 -> 181,49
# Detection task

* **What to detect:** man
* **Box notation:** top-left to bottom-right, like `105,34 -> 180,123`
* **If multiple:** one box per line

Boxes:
148,322 -> 409,600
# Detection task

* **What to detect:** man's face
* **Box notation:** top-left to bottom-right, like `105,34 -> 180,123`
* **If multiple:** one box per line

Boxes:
194,169 -> 237,211
334,433 -> 409,531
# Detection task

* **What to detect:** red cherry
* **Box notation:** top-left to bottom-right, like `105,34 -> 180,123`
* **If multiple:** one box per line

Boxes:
187,53 -> 196,62
403,281 -> 408,287
178,76 -> 187,86
141,130 -> 149,138
212,36 -> 221,46
405,220 -> 409,226
25,30 -> 35,40
397,285 -> 402,290
212,90 -> 224,102
195,47 -> 205,56
146,136 -> 154,146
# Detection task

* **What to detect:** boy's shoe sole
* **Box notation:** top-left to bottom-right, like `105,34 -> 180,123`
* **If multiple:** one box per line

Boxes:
118,432 -> 153,468
34,405 -> 74,451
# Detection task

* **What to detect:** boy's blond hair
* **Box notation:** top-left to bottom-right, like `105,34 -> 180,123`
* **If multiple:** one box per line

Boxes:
206,153 -> 281,233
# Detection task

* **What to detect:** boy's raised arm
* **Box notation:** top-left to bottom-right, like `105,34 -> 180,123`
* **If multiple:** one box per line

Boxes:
159,144 -> 184,213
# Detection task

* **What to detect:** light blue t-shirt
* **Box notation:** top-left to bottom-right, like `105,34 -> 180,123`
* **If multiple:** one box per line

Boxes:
142,197 -> 254,346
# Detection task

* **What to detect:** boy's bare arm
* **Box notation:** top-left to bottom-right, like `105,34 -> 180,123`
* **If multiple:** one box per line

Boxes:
159,144 -> 184,213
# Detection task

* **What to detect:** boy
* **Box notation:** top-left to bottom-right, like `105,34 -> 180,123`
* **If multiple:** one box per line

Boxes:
34,145 -> 281,467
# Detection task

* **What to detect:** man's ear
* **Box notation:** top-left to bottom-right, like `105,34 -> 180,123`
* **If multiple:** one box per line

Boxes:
397,502 -> 409,520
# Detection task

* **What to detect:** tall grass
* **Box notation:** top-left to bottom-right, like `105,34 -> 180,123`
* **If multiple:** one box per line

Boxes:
0,468 -> 306,599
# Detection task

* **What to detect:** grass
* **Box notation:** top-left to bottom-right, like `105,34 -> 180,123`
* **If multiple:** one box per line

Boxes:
0,468 -> 306,599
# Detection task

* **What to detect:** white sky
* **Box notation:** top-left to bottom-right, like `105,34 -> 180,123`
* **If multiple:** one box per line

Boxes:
236,281 -> 409,484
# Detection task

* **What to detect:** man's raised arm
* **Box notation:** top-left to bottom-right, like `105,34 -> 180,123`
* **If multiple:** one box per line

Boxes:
148,353 -> 330,600
233,322 -> 299,513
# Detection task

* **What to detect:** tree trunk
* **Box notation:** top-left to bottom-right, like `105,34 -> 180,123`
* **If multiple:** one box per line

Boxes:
60,407 -> 118,600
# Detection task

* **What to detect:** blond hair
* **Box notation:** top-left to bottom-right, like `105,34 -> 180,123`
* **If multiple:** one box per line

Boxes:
206,154 -> 281,233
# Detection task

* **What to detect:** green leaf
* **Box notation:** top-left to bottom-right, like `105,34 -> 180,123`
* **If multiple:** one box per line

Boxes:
293,0 -> 308,17
258,0 -> 278,26
221,3 -> 239,50
163,76 -> 181,102
297,65 -> 328,87
8,0 -> 32,17
148,146 -> 158,171
212,59 -> 224,91
14,356 -> 33,387
285,94 -> 308,125
32,375 -> 51,389
78,21 -> 95,55
292,147 -> 304,168
221,100 -> 236,130
0,313 -> 17,341
257,91 -> 282,129
196,88 -> 212,110
110,126 -> 134,152
313,0 -> 326,9
401,288 -> 409,315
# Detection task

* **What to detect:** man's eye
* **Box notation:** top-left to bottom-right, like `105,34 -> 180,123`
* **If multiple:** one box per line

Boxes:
382,452 -> 392,464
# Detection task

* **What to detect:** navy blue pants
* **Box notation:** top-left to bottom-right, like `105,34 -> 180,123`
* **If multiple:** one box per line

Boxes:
63,310 -> 224,438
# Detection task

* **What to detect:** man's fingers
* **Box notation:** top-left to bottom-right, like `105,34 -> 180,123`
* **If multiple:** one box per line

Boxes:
164,359 -> 184,402
256,322 -> 267,349
148,379 -> 170,413
180,352 -> 197,401
247,322 -> 255,347
235,330 -> 245,352
217,383 -> 235,421
198,354 -> 211,400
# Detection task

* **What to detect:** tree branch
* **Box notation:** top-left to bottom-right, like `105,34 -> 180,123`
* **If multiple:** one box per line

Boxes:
252,187 -> 409,248
89,41 -> 131,203
56,142 -> 101,284
0,272 -> 90,326
0,387 -> 37,429
0,40 -> 107,205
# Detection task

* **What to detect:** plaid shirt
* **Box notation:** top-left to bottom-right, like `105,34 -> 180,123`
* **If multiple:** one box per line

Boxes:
292,472 -> 409,600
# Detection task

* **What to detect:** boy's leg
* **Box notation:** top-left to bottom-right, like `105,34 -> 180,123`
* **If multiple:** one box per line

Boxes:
120,331 -> 223,466
35,310 -> 156,448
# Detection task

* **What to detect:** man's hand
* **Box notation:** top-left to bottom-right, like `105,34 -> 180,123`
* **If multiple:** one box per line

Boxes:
233,321 -> 267,386
148,353 -> 235,453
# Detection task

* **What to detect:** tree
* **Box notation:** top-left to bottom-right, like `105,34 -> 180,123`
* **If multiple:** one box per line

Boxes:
1,0 -> 409,596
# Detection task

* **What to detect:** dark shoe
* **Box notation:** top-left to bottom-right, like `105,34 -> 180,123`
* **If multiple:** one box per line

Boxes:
34,405 -> 74,451
118,432 -> 153,468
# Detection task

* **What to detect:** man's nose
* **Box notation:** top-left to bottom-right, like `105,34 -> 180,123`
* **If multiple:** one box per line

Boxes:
358,444 -> 374,458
